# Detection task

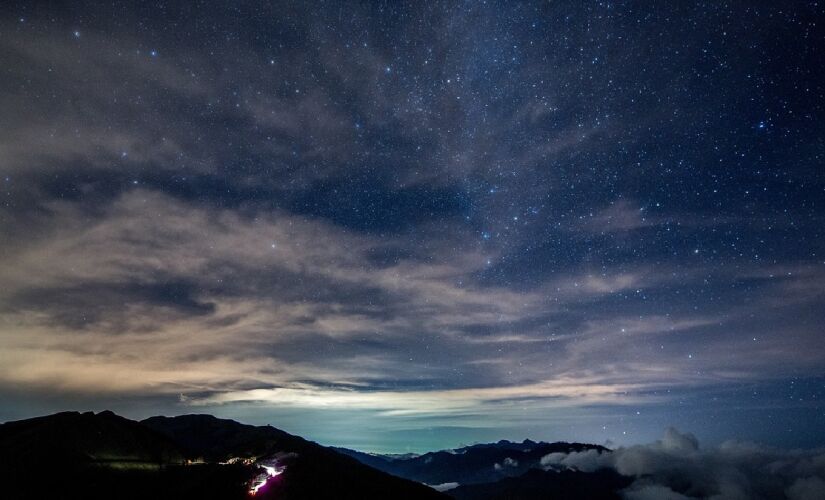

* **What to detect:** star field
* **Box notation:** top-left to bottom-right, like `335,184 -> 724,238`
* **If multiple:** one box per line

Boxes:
0,1 -> 823,452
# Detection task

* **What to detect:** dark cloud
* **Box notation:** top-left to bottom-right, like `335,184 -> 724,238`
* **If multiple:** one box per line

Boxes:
7,281 -> 214,331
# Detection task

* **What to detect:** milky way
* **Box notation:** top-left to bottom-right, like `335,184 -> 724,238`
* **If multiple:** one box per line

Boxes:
0,1 -> 823,452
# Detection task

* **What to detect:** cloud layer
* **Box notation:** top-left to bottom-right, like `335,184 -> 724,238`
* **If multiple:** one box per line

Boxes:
542,428 -> 825,500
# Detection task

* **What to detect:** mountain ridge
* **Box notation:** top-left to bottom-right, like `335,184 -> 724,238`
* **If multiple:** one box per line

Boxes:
0,410 -> 446,499
334,439 -> 610,486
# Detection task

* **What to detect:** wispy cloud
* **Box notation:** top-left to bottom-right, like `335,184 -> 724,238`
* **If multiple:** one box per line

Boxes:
0,3 -> 823,451
1,189 -> 821,421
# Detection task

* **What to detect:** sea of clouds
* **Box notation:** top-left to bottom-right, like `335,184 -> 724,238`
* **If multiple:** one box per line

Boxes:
541,428 -> 825,500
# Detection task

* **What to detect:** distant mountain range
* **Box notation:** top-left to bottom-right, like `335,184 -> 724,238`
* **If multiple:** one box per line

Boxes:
334,439 -> 630,498
0,411 -> 630,499
335,439 -> 609,486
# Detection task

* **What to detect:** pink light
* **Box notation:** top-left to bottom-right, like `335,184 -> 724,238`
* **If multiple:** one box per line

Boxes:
249,464 -> 284,496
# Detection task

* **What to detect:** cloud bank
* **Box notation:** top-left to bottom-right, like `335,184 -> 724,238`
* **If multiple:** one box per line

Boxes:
542,428 -> 825,500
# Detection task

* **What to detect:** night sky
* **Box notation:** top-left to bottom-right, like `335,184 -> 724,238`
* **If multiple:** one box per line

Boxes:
1,1 -> 823,453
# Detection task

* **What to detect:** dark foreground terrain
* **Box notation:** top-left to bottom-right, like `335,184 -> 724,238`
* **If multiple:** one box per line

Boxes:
0,411 -> 444,499
0,411 -> 632,499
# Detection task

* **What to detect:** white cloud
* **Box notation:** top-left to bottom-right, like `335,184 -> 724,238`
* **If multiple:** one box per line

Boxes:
428,482 -> 460,492
541,428 -> 825,500
494,457 -> 519,470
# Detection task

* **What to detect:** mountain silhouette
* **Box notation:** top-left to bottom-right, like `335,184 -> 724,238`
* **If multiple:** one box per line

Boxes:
142,414 -> 446,499
0,411 -> 446,500
335,439 -> 609,486
0,410 -> 183,468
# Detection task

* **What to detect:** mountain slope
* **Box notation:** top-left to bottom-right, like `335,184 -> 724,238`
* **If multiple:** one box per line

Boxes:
141,414 -> 295,462
0,410 -> 255,499
0,411 -> 446,500
143,414 -> 447,499
0,410 -> 184,468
